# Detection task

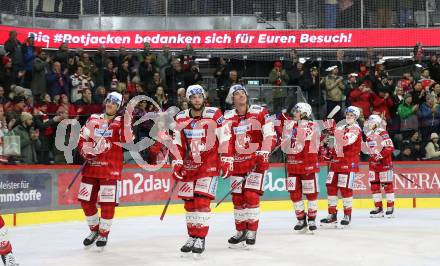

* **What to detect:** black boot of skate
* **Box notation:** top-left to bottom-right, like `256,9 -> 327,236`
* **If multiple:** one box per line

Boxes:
192,238 -> 205,258
1,252 -> 18,266
95,235 -> 108,251
370,207 -> 384,218
294,218 -> 307,232
308,219 -> 317,231
340,215 -> 351,226
245,230 -> 257,246
228,231 -> 247,248
385,207 -> 394,218
180,237 -> 196,253
83,231 -> 99,247
320,213 -> 337,227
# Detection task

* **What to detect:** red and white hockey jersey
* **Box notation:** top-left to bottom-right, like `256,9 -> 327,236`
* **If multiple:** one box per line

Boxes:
222,105 -> 276,175
278,118 -> 321,174
78,113 -> 133,180
329,123 -> 362,173
171,107 -> 224,181
366,127 -> 394,172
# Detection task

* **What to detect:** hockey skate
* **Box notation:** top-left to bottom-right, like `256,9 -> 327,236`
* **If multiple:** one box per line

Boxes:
370,207 -> 384,218
192,238 -> 205,259
95,235 -> 108,252
294,219 -> 308,233
340,215 -> 351,228
1,252 -> 18,266
228,231 -> 247,249
385,207 -> 394,218
180,237 -> 196,257
308,219 -> 317,233
83,231 -> 99,249
320,213 -> 338,228
245,230 -> 257,247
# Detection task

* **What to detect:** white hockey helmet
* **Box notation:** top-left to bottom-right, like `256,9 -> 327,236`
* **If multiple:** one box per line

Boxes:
186,84 -> 206,101
226,84 -> 248,104
293,102 -> 312,118
368,114 -> 382,127
345,106 -> 360,119
105,91 -> 123,108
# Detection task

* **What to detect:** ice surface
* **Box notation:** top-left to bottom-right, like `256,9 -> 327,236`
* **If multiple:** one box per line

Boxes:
9,209 -> 440,266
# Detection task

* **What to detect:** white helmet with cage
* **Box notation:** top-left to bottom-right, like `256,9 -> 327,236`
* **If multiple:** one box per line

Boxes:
186,84 -> 206,101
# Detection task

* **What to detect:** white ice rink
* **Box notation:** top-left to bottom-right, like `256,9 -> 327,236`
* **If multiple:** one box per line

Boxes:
9,209 -> 440,266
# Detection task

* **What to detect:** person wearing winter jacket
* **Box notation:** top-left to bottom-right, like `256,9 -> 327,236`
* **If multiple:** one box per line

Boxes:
417,95 -> 440,141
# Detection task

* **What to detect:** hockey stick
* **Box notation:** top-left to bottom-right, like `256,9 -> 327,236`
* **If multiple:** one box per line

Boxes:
62,115 -> 118,198
160,180 -> 178,221
394,170 -> 421,188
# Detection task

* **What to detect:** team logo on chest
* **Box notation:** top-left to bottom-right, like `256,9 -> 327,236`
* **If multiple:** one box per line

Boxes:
94,124 -> 113,137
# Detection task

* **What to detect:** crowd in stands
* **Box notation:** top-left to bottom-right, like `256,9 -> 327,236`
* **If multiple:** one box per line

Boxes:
0,30 -> 439,165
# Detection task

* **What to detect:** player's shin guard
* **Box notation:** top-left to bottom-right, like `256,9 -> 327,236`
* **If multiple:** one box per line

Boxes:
326,185 -> 338,215
191,196 -> 211,238
290,190 -> 305,220
83,212 -> 100,247
370,182 -> 383,208
0,225 -> 12,256
244,191 -> 260,232
232,194 -> 246,231
341,188 -> 353,217
306,194 -> 318,231
384,183 -> 394,208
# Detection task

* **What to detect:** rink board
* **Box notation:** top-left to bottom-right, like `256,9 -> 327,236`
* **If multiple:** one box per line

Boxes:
1,162 -> 440,226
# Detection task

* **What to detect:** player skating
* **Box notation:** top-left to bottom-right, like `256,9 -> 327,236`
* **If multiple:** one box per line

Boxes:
277,103 -> 320,233
221,84 -> 276,248
365,114 -> 395,218
77,92 -> 131,250
171,85 -> 224,258
320,106 -> 362,228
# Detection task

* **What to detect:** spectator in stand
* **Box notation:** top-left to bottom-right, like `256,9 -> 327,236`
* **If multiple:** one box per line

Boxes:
116,59 -> 134,85
46,61 -> 69,98
288,60 -> 307,90
180,100 -> 189,110
0,56 -> 15,94
411,81 -> 427,105
428,55 -> 440,83
324,0 -> 337,28
54,43 -> 71,72
147,72 -> 167,97
418,94 -> 440,141
31,50 -> 49,99
184,62 -> 203,87
21,35 -> 36,88
137,42 -> 156,68
93,86 -> 107,105
372,87 -> 394,123
75,88 -> 102,125
12,112 -> 41,164
397,93 -> 419,133
176,87 -> 187,109
58,94 -> 77,118
4,30 -> 23,81
0,104 -> 9,162
407,131 -> 425,160
33,101 -> 67,164
304,66 -> 325,119
349,80 -> 373,120
269,61 -> 290,114
138,55 -> 156,89
398,0 -> 414,27
93,45 -> 109,86
0,87 -> 8,105
344,73 -> 358,106
375,76 -> 394,95
430,83 -> 440,103
425,132 -> 440,160
179,44 -> 195,72
324,65 -> 344,121
5,95 -> 26,130
78,52 -> 96,81
398,72 -> 414,93
419,68 -> 436,91
219,69 -> 240,112
132,76 -> 147,96
165,59 -> 185,102
156,44 -> 172,81
103,59 -> 115,90
153,86 -> 170,111
396,144 -> 415,161
214,57 -> 230,90
70,65 -> 94,103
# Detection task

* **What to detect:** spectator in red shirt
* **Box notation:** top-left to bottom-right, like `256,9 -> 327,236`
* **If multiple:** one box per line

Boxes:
349,80 -> 373,119
371,87 -> 394,122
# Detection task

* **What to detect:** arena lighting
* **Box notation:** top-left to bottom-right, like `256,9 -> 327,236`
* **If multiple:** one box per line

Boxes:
194,58 -> 209,62
381,56 -> 414,61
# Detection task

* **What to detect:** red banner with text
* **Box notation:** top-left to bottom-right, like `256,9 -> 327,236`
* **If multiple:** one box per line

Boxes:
1,25 -> 440,49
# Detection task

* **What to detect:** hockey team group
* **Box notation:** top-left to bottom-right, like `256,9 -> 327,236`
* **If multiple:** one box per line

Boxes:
0,84 -> 396,264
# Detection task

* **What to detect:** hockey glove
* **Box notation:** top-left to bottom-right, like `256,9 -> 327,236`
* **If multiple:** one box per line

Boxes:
255,150 -> 270,172
171,160 -> 184,180
220,156 -> 234,179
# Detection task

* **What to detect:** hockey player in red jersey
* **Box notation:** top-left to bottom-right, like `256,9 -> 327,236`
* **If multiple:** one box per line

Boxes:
365,114 -> 395,218
0,216 -> 18,266
277,103 -> 321,232
171,85 -> 225,257
320,106 -> 362,227
221,84 -> 276,248
77,91 -> 132,249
